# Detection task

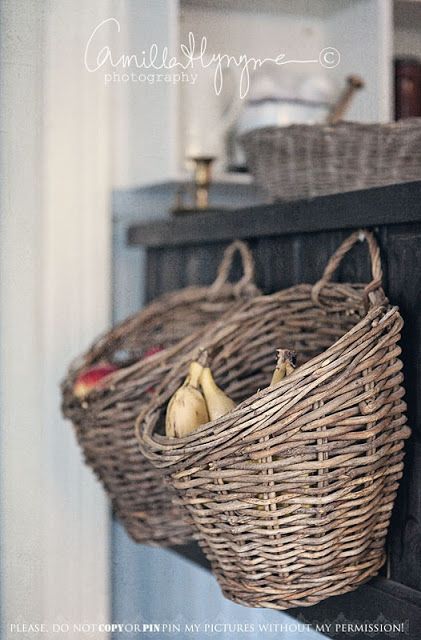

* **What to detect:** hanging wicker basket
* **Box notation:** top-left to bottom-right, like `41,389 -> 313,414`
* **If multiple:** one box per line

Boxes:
137,230 -> 411,606
61,241 -> 259,546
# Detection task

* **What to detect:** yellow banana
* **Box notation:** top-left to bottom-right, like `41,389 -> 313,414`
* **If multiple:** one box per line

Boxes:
200,366 -> 236,421
165,361 -> 209,438
270,349 -> 297,386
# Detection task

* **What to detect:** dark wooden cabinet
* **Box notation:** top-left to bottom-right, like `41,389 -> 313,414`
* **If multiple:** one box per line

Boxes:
127,181 -> 421,640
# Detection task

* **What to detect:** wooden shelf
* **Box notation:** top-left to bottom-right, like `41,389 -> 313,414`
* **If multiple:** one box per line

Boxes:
128,181 -> 421,248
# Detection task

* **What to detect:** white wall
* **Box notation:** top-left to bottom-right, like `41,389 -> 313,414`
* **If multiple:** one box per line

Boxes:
0,0 -> 46,625
325,0 -> 393,122
0,1 -> 112,636
110,0 -> 179,188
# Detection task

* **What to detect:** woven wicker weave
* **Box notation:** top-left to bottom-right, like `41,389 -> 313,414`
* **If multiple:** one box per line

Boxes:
61,241 -> 259,546
137,230 -> 410,607
242,119 -> 421,201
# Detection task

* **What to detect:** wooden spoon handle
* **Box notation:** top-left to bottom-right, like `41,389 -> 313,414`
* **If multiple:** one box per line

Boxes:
327,75 -> 365,125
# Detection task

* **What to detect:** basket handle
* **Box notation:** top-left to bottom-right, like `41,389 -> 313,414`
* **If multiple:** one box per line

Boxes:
311,229 -> 384,309
209,240 -> 257,297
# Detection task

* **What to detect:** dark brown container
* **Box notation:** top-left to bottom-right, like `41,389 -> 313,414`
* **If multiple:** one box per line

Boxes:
395,57 -> 421,120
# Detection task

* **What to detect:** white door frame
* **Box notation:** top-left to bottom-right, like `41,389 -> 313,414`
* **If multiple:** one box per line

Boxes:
1,1 -> 112,635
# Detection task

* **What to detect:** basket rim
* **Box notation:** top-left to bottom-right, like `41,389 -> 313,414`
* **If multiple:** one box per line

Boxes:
136,287 -> 401,461
240,117 -> 421,144
61,280 -> 259,399
61,240 -> 260,398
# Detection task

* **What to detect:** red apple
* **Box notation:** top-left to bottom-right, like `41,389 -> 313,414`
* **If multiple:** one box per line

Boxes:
73,364 -> 118,399
143,345 -> 164,359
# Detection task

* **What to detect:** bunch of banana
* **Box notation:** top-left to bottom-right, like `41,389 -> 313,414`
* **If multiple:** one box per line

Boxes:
165,351 -> 236,438
165,361 -> 209,438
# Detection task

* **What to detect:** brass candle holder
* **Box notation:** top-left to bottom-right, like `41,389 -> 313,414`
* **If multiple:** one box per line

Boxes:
172,156 -> 222,216
193,156 -> 214,209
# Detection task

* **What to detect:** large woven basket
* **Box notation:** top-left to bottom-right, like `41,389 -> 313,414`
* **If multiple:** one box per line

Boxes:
137,230 -> 411,607
242,119 -> 421,201
61,241 -> 259,546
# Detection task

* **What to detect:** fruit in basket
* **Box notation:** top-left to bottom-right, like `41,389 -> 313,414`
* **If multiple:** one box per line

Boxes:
200,365 -> 236,421
165,362 -> 209,438
143,345 -> 164,359
111,344 -> 164,367
270,349 -> 297,386
73,363 -> 118,399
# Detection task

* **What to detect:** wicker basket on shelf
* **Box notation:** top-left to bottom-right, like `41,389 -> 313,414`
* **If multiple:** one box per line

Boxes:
241,119 -> 421,201
61,241 -> 259,546
137,230 -> 410,607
